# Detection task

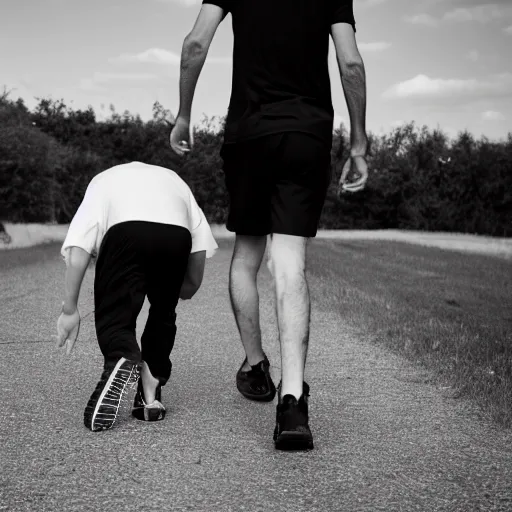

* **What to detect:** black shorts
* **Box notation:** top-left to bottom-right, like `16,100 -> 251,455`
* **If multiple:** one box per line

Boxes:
220,132 -> 332,238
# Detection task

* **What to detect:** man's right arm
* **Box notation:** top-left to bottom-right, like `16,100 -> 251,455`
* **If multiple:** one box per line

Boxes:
170,2 -> 228,155
180,251 -> 206,300
331,23 -> 368,157
177,3 -> 228,122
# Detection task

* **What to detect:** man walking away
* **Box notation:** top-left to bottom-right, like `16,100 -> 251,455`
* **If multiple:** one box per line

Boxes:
171,0 -> 368,450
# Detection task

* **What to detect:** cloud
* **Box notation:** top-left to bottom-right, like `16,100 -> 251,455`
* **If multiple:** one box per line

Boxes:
390,120 -> 407,128
443,4 -> 512,23
467,50 -> 480,62
154,0 -> 201,6
360,0 -> 389,5
115,48 -> 181,65
358,41 -> 392,52
383,73 -> 512,102
79,72 -> 158,92
504,24 -> 512,34
482,110 -> 506,121
404,14 -> 439,26
113,48 -> 231,65
405,3 -> 512,27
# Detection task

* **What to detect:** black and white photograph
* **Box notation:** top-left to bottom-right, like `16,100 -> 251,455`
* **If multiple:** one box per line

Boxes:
1,0 -> 511,510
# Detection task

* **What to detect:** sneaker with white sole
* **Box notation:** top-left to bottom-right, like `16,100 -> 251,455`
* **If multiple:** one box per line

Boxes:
84,358 -> 141,432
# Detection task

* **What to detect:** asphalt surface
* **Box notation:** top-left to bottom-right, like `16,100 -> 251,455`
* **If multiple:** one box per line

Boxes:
1,240 -> 511,512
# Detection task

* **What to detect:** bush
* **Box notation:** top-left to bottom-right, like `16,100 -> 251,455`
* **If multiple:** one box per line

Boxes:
1,90 -> 511,236
0,124 -> 57,222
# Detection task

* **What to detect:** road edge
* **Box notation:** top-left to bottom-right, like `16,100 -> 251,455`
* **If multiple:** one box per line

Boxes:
1,222 -> 511,258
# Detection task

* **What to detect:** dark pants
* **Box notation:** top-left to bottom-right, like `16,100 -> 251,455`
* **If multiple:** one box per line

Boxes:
94,221 -> 192,385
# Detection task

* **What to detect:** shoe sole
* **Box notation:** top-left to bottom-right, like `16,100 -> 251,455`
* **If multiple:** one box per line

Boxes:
274,431 -> 314,451
84,358 -> 140,432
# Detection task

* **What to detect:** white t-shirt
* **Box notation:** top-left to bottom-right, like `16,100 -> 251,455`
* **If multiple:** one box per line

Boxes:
61,161 -> 218,262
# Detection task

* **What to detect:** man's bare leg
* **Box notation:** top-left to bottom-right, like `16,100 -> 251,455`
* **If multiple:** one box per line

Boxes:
140,361 -> 160,404
229,235 -> 268,370
269,234 -> 310,400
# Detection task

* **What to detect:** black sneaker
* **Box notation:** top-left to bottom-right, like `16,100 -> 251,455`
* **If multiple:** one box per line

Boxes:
132,380 -> 166,422
83,358 -> 141,432
273,382 -> 313,450
236,354 -> 276,402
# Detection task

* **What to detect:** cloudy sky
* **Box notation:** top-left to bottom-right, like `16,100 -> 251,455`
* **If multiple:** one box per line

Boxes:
1,0 -> 511,139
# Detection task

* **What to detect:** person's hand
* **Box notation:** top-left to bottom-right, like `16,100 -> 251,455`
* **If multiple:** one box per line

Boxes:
170,117 -> 193,157
338,155 -> 369,194
56,306 -> 81,355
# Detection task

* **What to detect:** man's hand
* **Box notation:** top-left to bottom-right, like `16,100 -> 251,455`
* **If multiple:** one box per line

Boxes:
339,155 -> 369,194
56,306 -> 81,355
170,117 -> 193,156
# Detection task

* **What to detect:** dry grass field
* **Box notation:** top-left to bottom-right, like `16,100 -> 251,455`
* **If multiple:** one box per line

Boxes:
308,238 -> 512,426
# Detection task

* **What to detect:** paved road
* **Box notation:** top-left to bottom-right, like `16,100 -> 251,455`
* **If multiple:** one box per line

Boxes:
1,240 -> 511,512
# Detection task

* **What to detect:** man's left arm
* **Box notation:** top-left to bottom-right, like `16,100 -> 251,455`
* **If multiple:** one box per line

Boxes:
170,3 -> 228,155
331,23 -> 367,159
330,2 -> 369,193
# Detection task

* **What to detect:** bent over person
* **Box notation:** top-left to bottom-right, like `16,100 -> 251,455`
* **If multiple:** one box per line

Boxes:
171,0 -> 368,450
56,161 -> 218,431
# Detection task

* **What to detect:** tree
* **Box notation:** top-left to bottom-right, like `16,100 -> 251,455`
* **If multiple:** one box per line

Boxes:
1,88 -> 510,235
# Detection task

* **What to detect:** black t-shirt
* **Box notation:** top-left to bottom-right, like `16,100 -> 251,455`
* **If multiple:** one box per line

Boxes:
202,0 -> 356,144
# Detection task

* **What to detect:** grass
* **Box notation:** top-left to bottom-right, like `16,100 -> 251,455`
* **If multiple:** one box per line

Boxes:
307,239 -> 512,427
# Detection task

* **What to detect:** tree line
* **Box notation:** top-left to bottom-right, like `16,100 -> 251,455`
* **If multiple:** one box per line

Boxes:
1,90 -> 511,236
